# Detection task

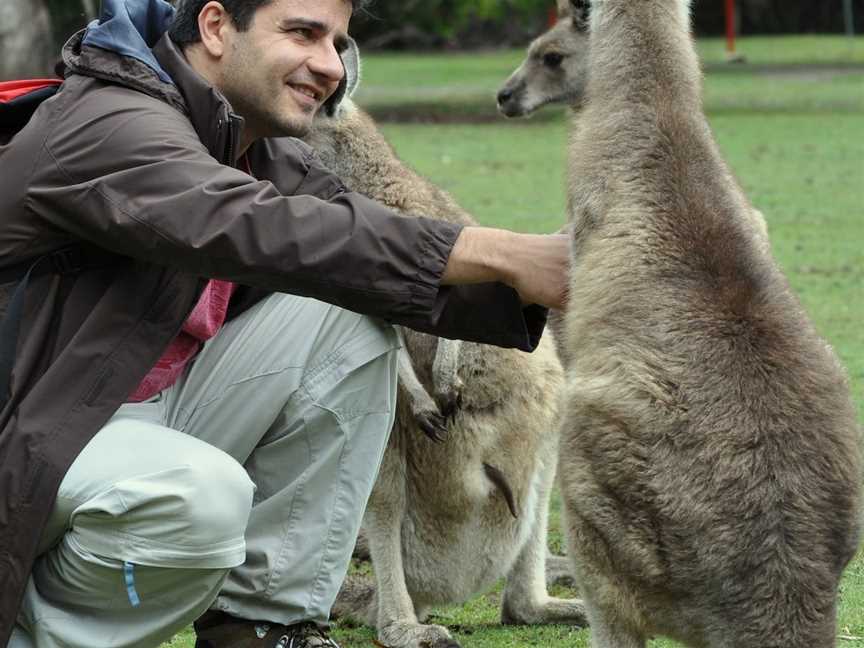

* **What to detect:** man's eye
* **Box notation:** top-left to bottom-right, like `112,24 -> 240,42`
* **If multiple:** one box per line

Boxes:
543,52 -> 565,68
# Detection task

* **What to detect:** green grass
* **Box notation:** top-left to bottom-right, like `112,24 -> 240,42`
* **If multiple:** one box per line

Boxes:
355,35 -> 864,118
162,36 -> 864,647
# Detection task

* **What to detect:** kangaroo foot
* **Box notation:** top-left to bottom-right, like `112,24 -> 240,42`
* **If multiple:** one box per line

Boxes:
378,621 -> 461,648
501,595 -> 588,627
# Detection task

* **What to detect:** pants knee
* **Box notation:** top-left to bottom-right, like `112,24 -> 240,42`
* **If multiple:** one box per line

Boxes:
179,454 -> 255,543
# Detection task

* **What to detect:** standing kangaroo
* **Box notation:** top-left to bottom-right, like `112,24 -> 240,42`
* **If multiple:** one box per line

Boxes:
558,1 -> 862,647
303,44 -> 586,648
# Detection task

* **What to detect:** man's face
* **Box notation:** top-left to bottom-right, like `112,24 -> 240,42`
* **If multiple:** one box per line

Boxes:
218,0 -> 352,140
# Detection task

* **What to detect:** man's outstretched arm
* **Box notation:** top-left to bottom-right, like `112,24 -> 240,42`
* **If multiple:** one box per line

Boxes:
443,227 -> 570,311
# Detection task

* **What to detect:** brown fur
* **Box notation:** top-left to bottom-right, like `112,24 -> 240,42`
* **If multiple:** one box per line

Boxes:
558,1 -> 863,647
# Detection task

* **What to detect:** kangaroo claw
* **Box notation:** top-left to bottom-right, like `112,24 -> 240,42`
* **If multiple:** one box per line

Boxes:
416,409 -> 448,443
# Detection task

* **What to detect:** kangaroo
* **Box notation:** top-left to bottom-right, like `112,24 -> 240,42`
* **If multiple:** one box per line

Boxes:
304,43 -> 587,648
557,1 -> 862,647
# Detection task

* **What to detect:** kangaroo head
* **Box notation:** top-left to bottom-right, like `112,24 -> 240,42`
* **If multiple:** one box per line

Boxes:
497,6 -> 590,118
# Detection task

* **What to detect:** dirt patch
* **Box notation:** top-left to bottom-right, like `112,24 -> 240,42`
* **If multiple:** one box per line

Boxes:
366,105 -> 565,125
704,62 -> 864,82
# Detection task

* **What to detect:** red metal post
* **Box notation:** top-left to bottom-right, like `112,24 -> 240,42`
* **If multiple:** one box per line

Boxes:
725,0 -> 736,54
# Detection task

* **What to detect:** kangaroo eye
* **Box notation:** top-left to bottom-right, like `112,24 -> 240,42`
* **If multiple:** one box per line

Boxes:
543,52 -> 564,68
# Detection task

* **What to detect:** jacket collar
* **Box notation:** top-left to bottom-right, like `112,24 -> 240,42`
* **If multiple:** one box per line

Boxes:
61,29 -> 184,114
81,0 -> 175,83
61,29 -> 243,166
152,35 -> 244,165
60,0 -> 241,163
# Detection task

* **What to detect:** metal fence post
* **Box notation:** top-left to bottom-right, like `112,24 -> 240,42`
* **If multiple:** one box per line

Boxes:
843,0 -> 855,37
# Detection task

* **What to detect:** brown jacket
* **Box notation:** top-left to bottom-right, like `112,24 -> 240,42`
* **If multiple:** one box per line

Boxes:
0,30 -> 545,640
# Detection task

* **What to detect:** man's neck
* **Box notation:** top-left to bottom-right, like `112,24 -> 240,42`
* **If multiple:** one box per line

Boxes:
183,43 -> 254,161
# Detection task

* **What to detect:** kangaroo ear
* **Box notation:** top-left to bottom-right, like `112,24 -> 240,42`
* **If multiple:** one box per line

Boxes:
558,0 -> 590,26
556,0 -> 573,18
570,0 -> 590,29
342,36 -> 362,99
322,36 -> 361,117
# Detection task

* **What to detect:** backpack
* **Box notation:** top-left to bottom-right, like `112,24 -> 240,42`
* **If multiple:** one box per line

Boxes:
0,78 -> 115,409
0,78 -> 62,145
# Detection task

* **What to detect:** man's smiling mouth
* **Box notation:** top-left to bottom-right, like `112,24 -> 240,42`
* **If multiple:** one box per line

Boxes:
288,83 -> 323,102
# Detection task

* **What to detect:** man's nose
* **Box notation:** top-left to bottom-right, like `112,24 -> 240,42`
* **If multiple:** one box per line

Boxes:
310,41 -> 345,84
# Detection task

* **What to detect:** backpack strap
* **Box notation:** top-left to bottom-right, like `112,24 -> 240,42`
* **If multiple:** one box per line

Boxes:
0,245 -> 120,410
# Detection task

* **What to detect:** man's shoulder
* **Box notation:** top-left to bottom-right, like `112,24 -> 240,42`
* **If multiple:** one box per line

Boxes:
41,75 -> 205,160
58,74 -> 190,126
253,136 -> 316,166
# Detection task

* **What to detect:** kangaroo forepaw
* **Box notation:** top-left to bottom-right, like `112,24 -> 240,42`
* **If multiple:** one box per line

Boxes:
378,622 -> 461,648
414,407 -> 448,443
434,379 -> 463,422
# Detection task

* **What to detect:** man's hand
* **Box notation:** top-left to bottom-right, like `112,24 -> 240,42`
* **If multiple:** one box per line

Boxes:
441,226 -> 570,311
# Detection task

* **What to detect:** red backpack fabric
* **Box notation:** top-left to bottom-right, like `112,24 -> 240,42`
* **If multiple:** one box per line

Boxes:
0,78 -> 62,145
0,78 -> 62,102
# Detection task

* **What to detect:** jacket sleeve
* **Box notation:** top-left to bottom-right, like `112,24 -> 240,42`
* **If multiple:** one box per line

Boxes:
27,83 -> 546,351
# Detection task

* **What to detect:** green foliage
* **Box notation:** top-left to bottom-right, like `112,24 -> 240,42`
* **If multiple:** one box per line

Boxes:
350,0 -> 864,48
45,0 -> 91,53
351,0 -> 551,47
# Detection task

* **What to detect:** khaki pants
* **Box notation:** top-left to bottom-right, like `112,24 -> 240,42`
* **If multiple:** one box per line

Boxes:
11,293 -> 400,648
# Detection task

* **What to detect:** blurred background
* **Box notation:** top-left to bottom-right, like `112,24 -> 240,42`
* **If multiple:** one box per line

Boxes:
0,0 -> 863,78
2,2 -> 862,646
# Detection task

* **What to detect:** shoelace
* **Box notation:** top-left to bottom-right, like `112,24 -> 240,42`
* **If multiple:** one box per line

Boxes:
275,622 -> 339,648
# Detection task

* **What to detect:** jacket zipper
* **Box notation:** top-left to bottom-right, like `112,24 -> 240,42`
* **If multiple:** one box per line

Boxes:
225,119 -> 235,165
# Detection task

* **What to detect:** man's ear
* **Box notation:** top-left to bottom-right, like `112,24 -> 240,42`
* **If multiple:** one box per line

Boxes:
198,1 -> 232,58
322,37 -> 361,117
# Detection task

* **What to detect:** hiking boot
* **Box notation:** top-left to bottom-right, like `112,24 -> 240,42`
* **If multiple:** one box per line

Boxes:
194,611 -> 341,648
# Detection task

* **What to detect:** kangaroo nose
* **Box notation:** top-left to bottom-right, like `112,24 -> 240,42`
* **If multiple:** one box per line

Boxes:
497,88 -> 513,106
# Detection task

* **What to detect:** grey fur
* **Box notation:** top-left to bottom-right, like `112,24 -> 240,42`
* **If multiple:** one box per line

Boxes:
558,1 -> 863,647
396,343 -> 449,442
304,99 -> 586,647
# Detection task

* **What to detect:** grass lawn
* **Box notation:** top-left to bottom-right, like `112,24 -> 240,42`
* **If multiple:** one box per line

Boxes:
162,36 -> 863,648
355,35 -> 864,119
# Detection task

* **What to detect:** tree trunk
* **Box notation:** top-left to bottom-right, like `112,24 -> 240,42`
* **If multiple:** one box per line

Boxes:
81,0 -> 97,21
0,0 -> 55,80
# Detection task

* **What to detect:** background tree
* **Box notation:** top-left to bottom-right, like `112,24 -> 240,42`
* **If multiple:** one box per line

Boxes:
0,0 -> 54,80
0,0 -> 860,81
352,0 -> 552,49
352,0 -> 863,47
46,0 -> 93,52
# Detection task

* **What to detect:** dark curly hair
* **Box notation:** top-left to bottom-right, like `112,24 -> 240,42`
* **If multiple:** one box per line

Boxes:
169,0 -> 370,45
